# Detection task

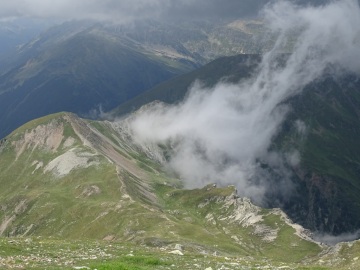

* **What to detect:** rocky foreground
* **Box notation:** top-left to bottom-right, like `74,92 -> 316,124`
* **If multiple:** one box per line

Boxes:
1,237 -> 360,270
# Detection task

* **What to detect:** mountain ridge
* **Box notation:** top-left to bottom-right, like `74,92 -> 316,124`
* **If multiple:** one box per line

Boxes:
1,112 -> 360,269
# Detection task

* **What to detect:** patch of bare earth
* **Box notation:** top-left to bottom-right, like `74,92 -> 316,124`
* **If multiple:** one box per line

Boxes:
44,148 -> 99,177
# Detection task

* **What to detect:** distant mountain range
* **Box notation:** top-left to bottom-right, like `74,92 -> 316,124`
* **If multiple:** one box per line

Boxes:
0,22 -> 193,139
0,19 -> 270,139
0,19 -> 50,58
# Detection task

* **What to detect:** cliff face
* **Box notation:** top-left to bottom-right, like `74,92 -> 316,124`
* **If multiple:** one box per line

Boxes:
271,74 -> 360,235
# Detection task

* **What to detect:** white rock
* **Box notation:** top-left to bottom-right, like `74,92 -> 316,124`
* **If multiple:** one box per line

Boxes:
168,250 -> 184,256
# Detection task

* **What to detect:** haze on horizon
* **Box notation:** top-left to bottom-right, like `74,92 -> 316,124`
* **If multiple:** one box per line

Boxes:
0,0 -> 332,23
0,0 -> 335,55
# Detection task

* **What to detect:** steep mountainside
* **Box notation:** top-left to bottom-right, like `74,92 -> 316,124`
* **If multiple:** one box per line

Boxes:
274,74 -> 360,234
0,19 -> 49,59
0,18 -> 272,140
0,23 -> 196,139
112,54 -> 360,236
111,54 -> 261,116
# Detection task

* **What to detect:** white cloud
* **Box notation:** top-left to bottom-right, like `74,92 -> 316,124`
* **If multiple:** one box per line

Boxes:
0,0 -> 344,23
128,0 -> 360,204
0,0 -> 269,22
313,230 -> 360,245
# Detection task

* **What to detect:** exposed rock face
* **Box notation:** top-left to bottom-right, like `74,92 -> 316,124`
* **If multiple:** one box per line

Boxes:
286,170 -> 359,236
192,185 -> 313,245
216,190 -> 312,243
223,196 -> 279,242
12,120 -> 64,159
44,148 -> 99,177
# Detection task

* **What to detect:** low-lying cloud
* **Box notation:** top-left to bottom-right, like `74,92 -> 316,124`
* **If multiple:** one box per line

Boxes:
0,0 -> 340,23
128,0 -> 360,205
313,230 -> 360,246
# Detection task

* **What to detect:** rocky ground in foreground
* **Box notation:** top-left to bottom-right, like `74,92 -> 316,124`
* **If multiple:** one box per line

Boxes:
0,237 -> 360,270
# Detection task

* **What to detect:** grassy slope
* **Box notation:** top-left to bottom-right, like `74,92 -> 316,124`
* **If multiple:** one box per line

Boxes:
0,113 -> 125,239
0,29 -> 196,139
0,113 -> 334,268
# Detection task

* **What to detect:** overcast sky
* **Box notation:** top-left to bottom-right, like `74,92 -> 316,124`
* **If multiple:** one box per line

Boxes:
0,0 -> 331,23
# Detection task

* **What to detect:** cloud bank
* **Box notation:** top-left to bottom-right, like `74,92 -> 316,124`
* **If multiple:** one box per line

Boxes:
129,0 -> 360,204
0,0 -> 269,22
0,0 -> 337,22
313,230 -> 360,246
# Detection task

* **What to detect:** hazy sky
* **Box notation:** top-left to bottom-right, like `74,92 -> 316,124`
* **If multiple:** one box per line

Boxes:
0,0 -> 331,23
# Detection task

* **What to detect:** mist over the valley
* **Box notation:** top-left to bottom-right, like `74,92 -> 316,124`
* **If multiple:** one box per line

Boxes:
128,0 -> 360,205
313,230 -> 360,246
